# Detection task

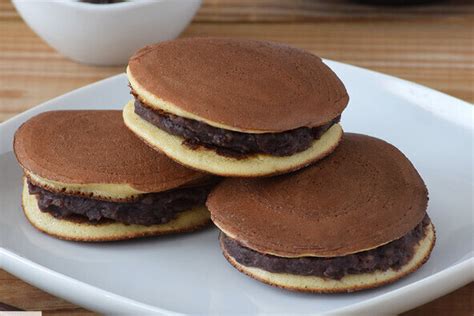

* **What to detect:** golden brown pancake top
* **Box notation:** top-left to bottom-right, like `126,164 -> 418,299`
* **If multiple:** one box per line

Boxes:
128,37 -> 348,132
207,133 -> 428,257
14,110 -> 208,192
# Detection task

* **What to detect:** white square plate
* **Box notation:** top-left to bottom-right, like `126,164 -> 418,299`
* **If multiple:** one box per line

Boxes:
0,61 -> 472,315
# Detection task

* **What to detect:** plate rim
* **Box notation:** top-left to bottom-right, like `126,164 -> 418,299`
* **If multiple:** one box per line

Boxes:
0,248 -> 167,314
1,60 -> 472,315
1,60 -> 473,133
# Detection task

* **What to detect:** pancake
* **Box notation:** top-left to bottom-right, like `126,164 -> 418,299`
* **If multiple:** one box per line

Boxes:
127,38 -> 348,133
14,110 -> 209,200
206,133 -> 433,292
207,133 -> 428,257
14,110 -> 214,241
126,38 -> 348,176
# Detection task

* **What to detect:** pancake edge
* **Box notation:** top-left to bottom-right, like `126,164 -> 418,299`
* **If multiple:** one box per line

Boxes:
123,100 -> 343,177
25,170 -> 147,201
220,223 -> 436,293
212,220 -> 428,258
22,180 -> 211,242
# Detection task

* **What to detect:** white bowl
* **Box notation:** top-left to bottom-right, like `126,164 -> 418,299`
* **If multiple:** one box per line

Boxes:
12,0 -> 202,66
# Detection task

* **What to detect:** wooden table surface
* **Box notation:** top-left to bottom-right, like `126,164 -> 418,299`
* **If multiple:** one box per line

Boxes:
0,0 -> 472,314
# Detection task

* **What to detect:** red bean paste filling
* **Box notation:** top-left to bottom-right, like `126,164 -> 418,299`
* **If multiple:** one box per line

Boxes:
133,98 -> 340,158
28,180 -> 212,226
222,215 -> 430,280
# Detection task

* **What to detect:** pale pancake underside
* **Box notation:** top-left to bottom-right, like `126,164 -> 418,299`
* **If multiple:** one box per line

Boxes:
123,100 -> 343,177
22,180 -> 211,242
26,170 -> 146,201
221,224 -> 435,293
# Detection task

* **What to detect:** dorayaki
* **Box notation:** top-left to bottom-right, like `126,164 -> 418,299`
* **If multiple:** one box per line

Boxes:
14,110 -> 215,241
206,133 -> 435,293
123,37 -> 348,177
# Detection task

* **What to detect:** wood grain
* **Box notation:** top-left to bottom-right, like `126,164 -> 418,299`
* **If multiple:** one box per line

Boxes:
0,270 -> 92,315
3,0 -> 474,22
1,0 -> 472,123
196,0 -> 474,21
0,0 -> 472,314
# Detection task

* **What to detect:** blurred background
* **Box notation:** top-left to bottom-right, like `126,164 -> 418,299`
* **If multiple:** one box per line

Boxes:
0,0 -> 472,314
0,0 -> 472,123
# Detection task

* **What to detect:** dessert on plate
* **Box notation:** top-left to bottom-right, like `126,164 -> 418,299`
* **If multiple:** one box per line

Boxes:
14,110 -> 215,241
124,37 -> 348,177
207,133 -> 435,292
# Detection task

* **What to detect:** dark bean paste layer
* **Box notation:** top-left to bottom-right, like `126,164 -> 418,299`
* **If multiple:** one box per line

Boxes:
28,181 -> 211,226
133,99 -> 340,158
222,215 -> 430,280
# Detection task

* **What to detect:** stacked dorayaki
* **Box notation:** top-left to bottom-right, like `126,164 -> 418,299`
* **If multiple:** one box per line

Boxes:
15,38 -> 435,293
